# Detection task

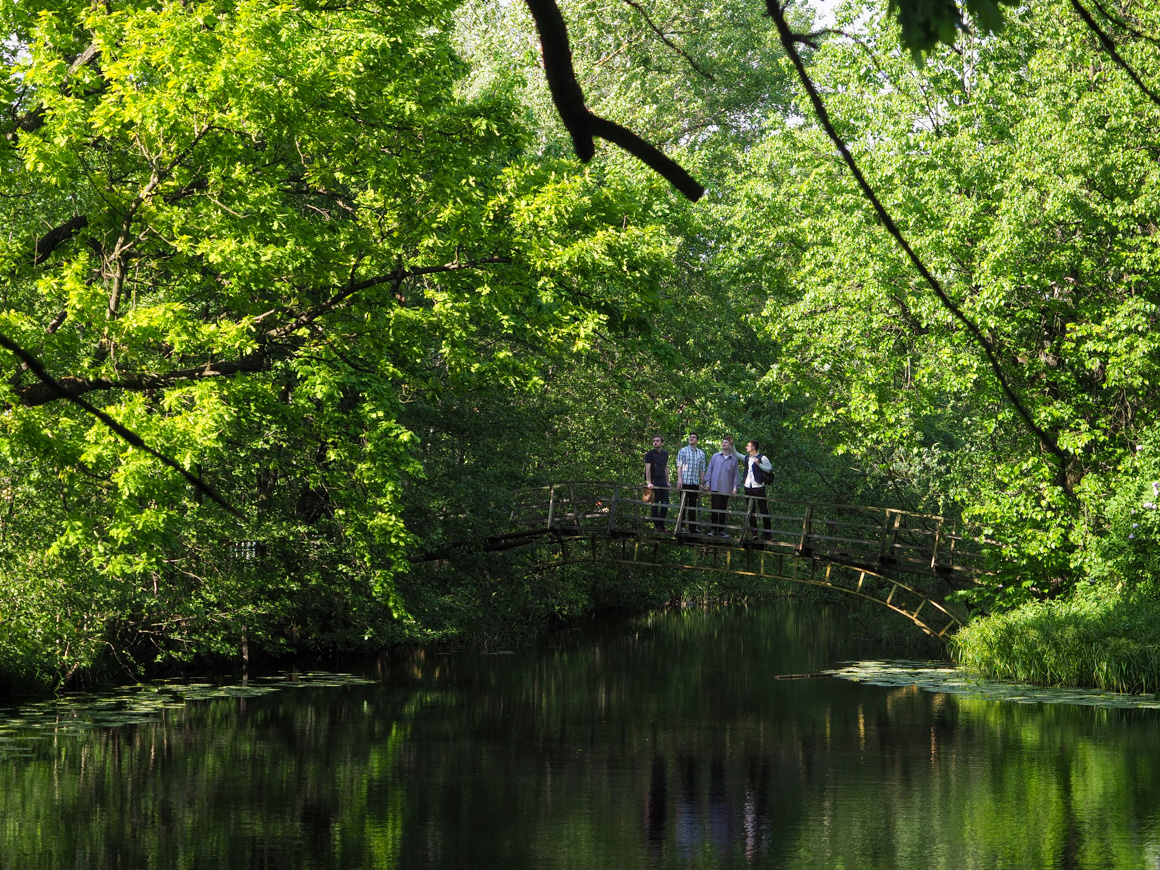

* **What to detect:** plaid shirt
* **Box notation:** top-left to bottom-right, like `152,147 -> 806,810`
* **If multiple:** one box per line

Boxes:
675,445 -> 707,485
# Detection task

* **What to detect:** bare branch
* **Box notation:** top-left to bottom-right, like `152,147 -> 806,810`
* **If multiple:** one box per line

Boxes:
523,0 -> 595,161
588,115 -> 706,202
765,0 -> 1073,493
1071,0 -> 1160,109
523,0 -> 705,201
617,0 -> 715,79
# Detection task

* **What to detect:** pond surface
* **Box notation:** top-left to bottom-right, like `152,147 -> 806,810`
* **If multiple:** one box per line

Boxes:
4,601 -> 1160,870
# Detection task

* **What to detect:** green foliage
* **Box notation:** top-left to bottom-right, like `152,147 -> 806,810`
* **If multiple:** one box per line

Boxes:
2,0 -> 1158,690
716,0 -> 1160,605
888,0 -> 1020,60
1078,423 -> 1160,586
0,0 -> 685,684
953,583 -> 1160,693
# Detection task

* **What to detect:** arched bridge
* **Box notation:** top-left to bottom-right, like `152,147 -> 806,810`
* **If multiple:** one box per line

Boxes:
489,482 -> 992,638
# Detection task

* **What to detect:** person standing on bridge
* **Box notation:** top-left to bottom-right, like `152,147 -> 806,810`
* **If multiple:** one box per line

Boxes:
705,436 -> 741,537
740,440 -> 773,541
644,435 -> 670,532
675,433 -> 707,535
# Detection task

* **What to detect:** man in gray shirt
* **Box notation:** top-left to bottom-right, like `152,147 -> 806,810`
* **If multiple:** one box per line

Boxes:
705,436 -> 741,537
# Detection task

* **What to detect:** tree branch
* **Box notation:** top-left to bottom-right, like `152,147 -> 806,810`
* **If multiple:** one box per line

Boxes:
616,0 -> 715,80
13,354 -> 275,407
5,42 -> 103,143
1087,0 -> 1160,49
33,215 -> 90,266
0,329 -> 241,516
764,0 -> 1073,493
523,0 -> 705,201
1071,0 -> 1160,109
13,255 -> 514,405
523,0 -> 595,161
588,116 -> 706,202
263,255 -> 512,342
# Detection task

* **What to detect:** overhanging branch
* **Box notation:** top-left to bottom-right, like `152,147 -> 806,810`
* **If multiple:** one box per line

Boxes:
524,0 -> 706,201
764,0 -> 1073,493
0,330 -> 242,516
1071,0 -> 1160,109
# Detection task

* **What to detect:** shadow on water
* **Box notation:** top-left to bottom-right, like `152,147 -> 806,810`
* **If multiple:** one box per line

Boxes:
3,601 -> 1160,869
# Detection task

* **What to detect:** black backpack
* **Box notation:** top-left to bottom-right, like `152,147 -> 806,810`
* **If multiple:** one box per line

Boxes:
749,454 -> 771,486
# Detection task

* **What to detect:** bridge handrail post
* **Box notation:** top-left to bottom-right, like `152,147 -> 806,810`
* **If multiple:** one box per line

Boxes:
929,517 -> 944,569
878,509 -> 902,564
674,488 -> 688,535
569,484 -> 581,533
608,487 -> 620,535
546,486 -> 556,531
798,505 -> 813,554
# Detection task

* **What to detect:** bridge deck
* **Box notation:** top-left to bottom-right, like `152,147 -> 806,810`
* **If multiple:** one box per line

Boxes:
502,482 -> 988,581
494,482 -> 992,637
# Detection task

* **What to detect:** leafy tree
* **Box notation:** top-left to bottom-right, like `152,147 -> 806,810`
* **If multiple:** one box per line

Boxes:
0,0 -> 682,682
717,0 -> 1160,601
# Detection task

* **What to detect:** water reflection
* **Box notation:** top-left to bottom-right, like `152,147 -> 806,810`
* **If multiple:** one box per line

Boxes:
3,602 -> 1160,869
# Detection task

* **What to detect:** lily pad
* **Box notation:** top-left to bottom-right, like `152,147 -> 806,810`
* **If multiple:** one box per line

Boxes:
0,670 -> 380,747
829,660 -> 1160,710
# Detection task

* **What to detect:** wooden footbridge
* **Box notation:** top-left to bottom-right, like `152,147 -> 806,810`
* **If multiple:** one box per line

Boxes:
488,483 -> 992,638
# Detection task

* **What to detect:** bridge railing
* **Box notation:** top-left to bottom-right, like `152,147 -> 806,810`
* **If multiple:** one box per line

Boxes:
507,482 -> 990,581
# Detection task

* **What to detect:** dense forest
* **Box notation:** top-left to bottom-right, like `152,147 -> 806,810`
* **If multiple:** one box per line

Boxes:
2,0 -> 1159,689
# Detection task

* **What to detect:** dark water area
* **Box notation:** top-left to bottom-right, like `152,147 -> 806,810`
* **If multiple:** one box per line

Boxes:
4,601 -> 1160,869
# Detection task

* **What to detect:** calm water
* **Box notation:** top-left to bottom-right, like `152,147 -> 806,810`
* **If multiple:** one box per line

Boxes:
4,601 -> 1160,870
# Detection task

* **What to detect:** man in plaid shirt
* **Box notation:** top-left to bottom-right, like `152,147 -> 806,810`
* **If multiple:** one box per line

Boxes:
675,433 -> 707,534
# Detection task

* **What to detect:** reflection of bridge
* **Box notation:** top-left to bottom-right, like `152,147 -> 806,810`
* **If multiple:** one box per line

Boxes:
490,483 -> 991,638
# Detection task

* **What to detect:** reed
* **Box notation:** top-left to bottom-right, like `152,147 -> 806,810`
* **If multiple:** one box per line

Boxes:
952,586 -> 1160,693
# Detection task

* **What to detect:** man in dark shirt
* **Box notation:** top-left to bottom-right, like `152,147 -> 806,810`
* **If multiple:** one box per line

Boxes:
643,435 -> 670,532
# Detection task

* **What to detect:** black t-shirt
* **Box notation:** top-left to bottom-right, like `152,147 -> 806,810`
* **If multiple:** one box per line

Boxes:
644,448 -> 669,485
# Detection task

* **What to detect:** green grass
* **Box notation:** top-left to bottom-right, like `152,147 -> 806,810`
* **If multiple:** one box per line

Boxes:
952,584 -> 1160,694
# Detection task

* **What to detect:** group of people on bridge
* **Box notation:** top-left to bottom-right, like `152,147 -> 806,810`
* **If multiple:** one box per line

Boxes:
643,433 -> 774,539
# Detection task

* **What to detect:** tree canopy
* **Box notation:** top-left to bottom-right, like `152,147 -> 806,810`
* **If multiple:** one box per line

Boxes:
2,0 -> 1160,685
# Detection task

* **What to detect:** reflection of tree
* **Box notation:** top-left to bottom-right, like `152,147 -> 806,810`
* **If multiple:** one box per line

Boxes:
646,756 -> 666,856
6,606 -> 1160,868
786,690 -> 1160,870
0,691 -> 413,869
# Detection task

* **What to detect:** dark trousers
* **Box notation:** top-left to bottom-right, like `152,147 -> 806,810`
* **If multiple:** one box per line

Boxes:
650,486 -> 671,530
678,484 -> 701,533
745,485 -> 772,538
710,492 -> 731,532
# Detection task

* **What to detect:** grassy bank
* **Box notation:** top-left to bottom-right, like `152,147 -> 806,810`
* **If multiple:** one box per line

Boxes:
952,584 -> 1160,694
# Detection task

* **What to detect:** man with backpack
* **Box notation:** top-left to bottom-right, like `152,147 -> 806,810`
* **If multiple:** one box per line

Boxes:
739,440 -> 774,541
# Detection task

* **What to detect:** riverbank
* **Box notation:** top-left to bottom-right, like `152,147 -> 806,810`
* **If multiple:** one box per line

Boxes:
952,582 -> 1160,694
0,561 -> 937,700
